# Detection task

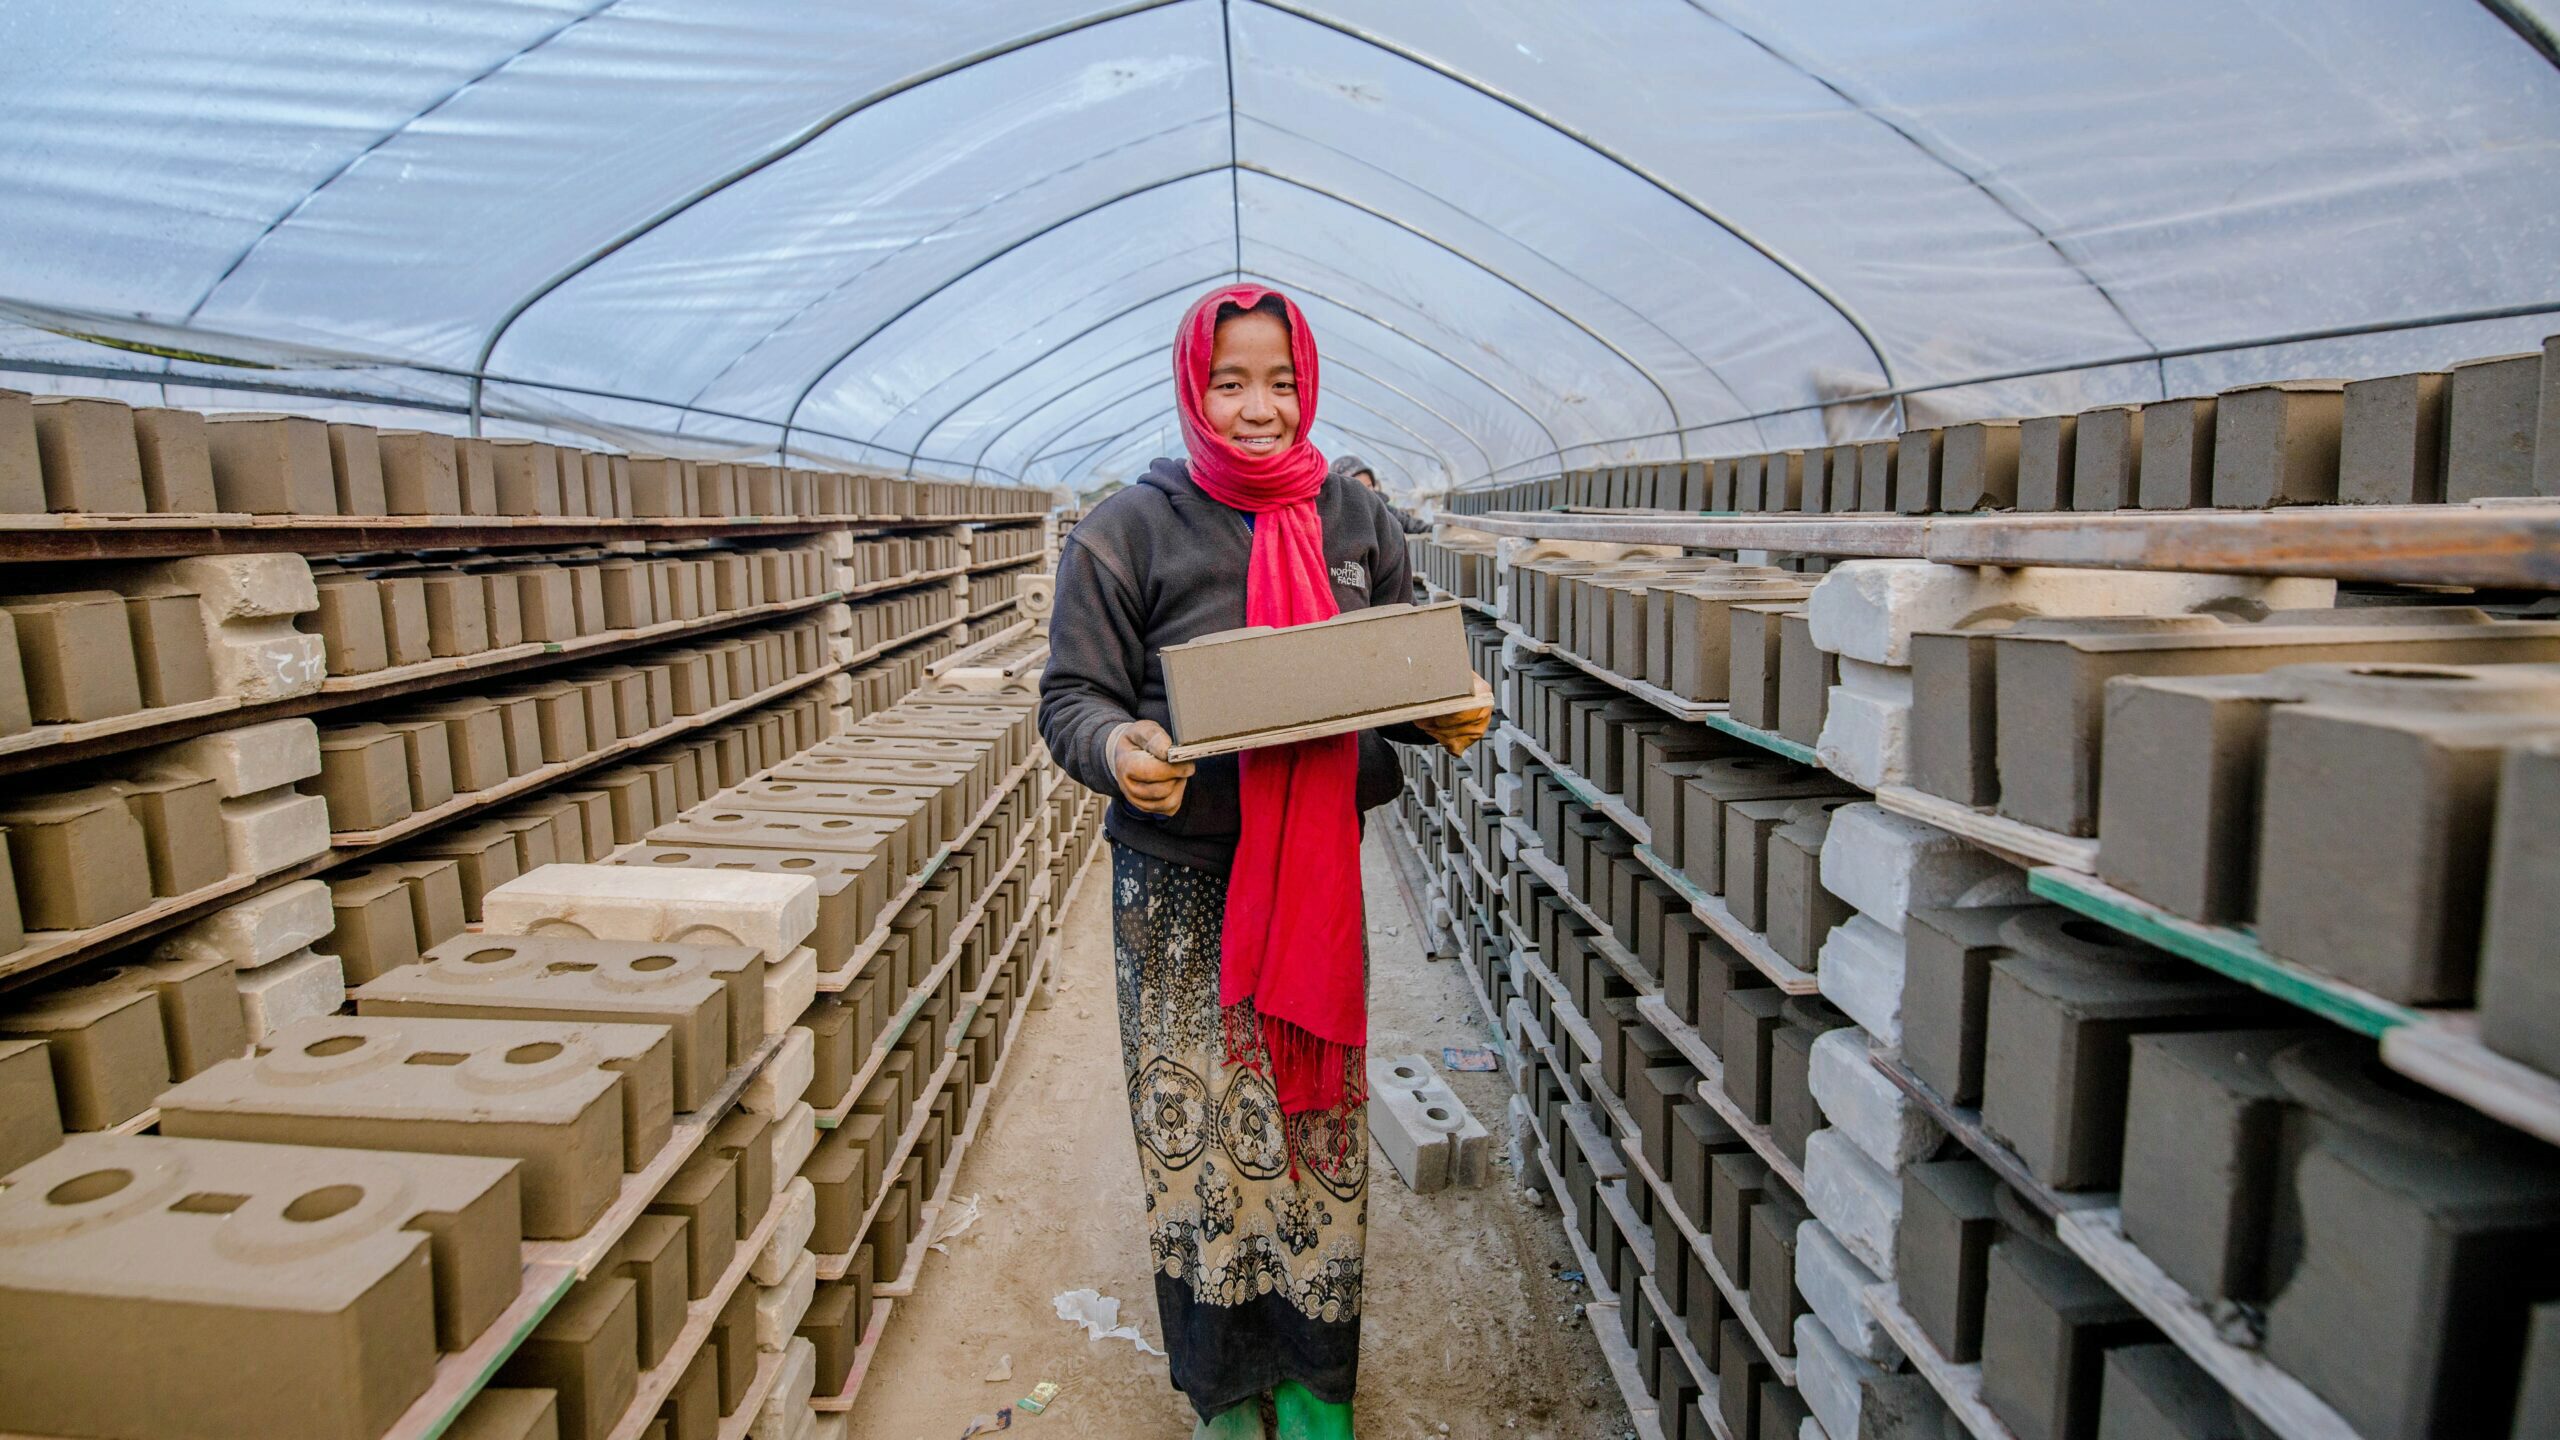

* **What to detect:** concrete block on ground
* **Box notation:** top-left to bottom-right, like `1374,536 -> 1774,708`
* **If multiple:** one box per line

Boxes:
1796,1217 -> 1903,1367
746,1026 -> 813,1116
155,878 -> 334,969
1367,1052 -> 1491,1193
1808,1026 -> 1941,1174
1817,659 -> 1911,791
233,947 -> 346,1042
1818,915 -> 1908,1049
1820,804 -> 2030,934
1804,1127 -> 1900,1279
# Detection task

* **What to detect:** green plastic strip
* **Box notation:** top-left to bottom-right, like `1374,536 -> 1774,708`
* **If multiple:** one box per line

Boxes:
1701,712 -> 1820,767
2029,868 -> 2416,1039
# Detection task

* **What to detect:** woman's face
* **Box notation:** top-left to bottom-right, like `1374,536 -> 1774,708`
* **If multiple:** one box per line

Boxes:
1203,308 -> 1298,456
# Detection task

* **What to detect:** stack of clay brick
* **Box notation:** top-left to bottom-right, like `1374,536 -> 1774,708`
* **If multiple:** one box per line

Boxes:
963,567 -> 1027,624
962,521 -> 1045,569
1413,528 -> 1498,611
304,538 -> 831,675
1448,332 -> 2560,518
0,690 -> 1073,1440
0,393 -> 1021,525
307,613 -> 834,836
835,531 -> 960,590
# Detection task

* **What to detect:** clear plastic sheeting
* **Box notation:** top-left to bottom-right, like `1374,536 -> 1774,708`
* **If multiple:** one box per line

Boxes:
0,0 -> 2554,496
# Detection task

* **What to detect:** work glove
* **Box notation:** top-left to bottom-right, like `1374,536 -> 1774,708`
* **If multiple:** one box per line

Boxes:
1413,675 -> 1496,757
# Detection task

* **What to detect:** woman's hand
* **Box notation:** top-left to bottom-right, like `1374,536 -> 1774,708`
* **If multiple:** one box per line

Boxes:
1415,675 -> 1496,757
1109,720 -> 1196,815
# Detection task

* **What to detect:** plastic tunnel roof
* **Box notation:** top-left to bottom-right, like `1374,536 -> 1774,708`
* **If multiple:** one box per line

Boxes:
3,2 -> 2558,499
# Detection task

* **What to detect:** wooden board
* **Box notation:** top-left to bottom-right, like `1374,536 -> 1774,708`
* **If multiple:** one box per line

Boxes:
1877,786 -> 2097,873
1862,1284 -> 2022,1440
807,1296 -> 897,1413
1164,692 -> 1486,762
2029,868 -> 2416,1039
0,693 -> 240,760
2055,1208 -> 2366,1440
1866,1050 -> 2103,1221
713,1349 -> 787,1440
2381,1011 -> 2560,1149
0,869 -> 261,987
1541,640 -> 1721,722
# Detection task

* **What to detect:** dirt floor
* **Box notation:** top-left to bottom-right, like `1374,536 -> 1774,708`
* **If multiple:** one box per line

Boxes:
848,829 -> 1635,1440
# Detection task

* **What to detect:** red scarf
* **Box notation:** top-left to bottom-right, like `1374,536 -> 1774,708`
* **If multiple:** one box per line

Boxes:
1173,284 -> 1366,1118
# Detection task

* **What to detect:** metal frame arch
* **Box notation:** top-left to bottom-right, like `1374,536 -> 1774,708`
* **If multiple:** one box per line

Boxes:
960,327 -> 1489,479
1244,0 -> 1904,429
971,350 -> 1172,478
1239,112 -> 1770,445
671,113 -> 1230,428
1239,266 -> 1569,460
774,164 -> 1233,461
885,163 -> 1691,467
1311,387 -> 1459,481
1238,165 -> 1689,450
467,0 -> 1195,431
892,262 -> 1222,472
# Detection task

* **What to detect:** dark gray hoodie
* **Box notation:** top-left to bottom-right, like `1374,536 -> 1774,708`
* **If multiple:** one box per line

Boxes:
1039,456 -> 1426,873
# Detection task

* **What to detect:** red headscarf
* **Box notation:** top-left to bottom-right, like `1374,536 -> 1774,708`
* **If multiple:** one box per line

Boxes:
1174,284 -> 1366,1119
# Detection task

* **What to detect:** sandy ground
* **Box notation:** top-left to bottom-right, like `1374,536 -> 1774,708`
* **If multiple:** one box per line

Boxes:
848,829 -> 1634,1440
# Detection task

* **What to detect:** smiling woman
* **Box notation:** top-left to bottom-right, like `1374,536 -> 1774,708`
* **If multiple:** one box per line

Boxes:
1036,283 -> 1492,1440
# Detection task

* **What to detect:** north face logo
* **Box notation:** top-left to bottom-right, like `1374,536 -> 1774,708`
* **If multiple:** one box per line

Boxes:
1331,560 -> 1367,589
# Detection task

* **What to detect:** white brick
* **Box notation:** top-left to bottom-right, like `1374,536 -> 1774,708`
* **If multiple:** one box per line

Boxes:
219,790 -> 332,874
754,1177 -> 816,1286
754,1249 -> 817,1350
235,948 -> 345,1041
140,554 -> 318,621
1808,1027 -> 1942,1174
746,1026 -> 813,1116
763,948 -> 817,1035
1819,804 -> 2029,933
753,1337 -> 817,1439
1817,916 -> 1907,1048
1817,660 -> 1911,791
157,879 -> 333,970
1796,1219 -> 1902,1367
1804,559 -> 2336,668
770,1100 -> 815,1184
480,863 -> 818,963
153,718 -> 321,798
1804,1128 -> 1900,1277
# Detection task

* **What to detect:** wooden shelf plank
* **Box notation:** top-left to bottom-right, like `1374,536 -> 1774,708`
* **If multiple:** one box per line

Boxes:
1876,787 -> 2096,874
2028,869 -> 2415,1041
1700,712 -> 1821,768
2054,1208 -> 2366,1440
1631,844 -> 1820,996
2380,1012 -> 2560,1150
377,1261 -> 580,1440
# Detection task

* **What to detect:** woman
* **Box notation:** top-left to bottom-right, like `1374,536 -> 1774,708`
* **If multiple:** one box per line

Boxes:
1039,285 -> 1492,1440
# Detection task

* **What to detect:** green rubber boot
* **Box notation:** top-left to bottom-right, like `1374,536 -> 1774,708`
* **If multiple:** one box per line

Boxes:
1274,1381 -> 1354,1440
1194,1397 -> 1268,1440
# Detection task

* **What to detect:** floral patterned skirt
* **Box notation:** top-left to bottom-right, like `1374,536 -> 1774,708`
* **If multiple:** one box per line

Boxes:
1111,842 -> 1366,1418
